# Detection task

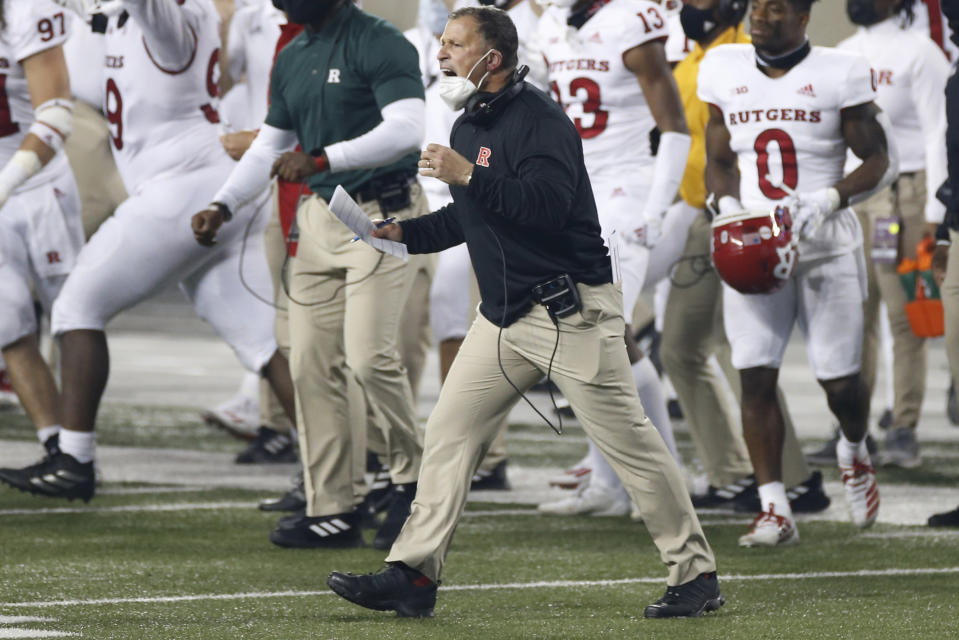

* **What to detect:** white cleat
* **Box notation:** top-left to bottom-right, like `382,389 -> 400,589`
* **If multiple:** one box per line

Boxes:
538,483 -> 631,517
839,454 -> 880,529
547,466 -> 592,490
201,394 -> 260,441
738,505 -> 799,548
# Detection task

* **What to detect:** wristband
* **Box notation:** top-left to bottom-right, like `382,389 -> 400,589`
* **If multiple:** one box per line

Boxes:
314,153 -> 329,173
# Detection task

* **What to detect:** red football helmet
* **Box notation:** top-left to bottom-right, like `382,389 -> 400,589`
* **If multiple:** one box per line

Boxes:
711,204 -> 798,294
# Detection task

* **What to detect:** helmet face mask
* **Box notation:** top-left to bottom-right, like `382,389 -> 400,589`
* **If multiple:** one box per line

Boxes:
711,205 -> 799,294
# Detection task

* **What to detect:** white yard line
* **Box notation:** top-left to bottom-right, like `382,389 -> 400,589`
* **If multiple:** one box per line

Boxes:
3,567 -> 958,609
0,502 -> 258,516
0,631 -> 76,638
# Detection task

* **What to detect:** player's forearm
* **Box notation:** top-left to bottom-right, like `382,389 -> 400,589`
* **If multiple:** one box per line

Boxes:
641,131 -> 691,220
212,124 -> 297,214
122,0 -> 196,72
324,98 -> 425,172
843,111 -> 897,208
0,99 -> 74,205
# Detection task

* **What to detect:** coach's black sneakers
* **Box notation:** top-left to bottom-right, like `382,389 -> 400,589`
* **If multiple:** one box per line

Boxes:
259,475 -> 306,512
235,426 -> 297,464
327,562 -> 437,618
359,465 -> 394,529
268,510 -> 363,549
644,571 -> 724,618
928,505 -> 959,527
692,475 -> 756,509
0,452 -> 95,502
372,483 -> 415,550
734,471 -> 832,514
470,460 -> 510,491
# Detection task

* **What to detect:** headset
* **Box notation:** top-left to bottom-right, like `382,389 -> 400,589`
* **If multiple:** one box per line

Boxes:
717,0 -> 748,24
465,65 -> 530,125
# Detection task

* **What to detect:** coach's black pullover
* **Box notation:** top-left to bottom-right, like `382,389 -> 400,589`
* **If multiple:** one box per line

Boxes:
399,80 -> 612,327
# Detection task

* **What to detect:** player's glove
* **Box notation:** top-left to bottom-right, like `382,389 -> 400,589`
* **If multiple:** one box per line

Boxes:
789,187 -> 841,239
632,215 -> 663,248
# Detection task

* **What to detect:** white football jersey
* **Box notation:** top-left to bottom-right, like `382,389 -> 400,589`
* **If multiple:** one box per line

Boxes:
102,0 -> 226,193
538,0 -> 668,175
698,44 -> 876,261
225,0 -> 284,130
0,0 -> 72,192
660,0 -> 693,64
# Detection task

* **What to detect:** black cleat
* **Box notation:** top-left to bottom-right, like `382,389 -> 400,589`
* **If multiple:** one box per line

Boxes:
268,511 -> 363,549
692,475 -> 756,509
372,483 -> 415,550
644,571 -> 725,618
42,433 -> 61,458
928,505 -> 959,527
327,562 -> 437,618
235,426 -> 297,464
734,471 -> 831,514
0,452 -> 95,502
259,475 -> 306,512
471,460 -> 510,491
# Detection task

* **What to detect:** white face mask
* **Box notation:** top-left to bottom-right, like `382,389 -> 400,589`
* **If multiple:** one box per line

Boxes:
438,48 -> 494,111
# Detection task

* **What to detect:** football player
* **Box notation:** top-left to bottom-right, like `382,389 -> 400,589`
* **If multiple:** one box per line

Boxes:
0,0 -> 82,463
535,0 -> 690,517
700,0 -> 897,545
0,0 -> 295,502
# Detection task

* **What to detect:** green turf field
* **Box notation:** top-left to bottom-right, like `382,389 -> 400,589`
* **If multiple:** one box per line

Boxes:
3,408 -> 959,639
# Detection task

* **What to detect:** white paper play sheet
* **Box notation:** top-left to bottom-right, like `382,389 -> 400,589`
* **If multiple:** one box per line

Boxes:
328,185 -> 409,261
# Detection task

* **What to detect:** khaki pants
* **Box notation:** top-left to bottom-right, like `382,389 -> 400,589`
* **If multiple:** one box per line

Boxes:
387,282 -> 716,585
944,230 -> 959,392
661,212 -> 810,487
288,187 -> 425,516
399,253 -> 435,402
859,174 -> 928,430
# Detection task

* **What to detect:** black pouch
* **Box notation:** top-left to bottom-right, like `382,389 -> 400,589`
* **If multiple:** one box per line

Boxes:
372,175 -> 412,213
531,274 -> 583,323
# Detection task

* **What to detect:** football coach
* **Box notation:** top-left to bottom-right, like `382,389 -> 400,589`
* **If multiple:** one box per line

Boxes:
327,5 -> 723,621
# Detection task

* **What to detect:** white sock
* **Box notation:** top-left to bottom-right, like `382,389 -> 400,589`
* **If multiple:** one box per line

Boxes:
836,432 -> 867,467
58,429 -> 96,464
632,358 -> 680,463
758,481 -> 791,519
240,371 -> 260,399
37,425 -> 61,445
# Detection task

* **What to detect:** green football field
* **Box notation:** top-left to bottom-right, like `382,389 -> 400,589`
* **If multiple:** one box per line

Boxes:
2,406 -> 959,639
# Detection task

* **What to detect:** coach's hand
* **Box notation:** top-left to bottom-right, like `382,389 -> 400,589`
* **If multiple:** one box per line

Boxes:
271,151 -> 319,182
370,219 -> 403,242
419,144 -> 473,186
192,205 -> 226,247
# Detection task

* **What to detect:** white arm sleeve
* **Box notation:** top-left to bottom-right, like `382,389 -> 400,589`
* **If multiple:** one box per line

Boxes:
212,124 -> 298,214
324,98 -> 425,172
121,0 -> 197,71
640,131 -> 692,221
913,45 -> 950,223
848,110 -> 900,207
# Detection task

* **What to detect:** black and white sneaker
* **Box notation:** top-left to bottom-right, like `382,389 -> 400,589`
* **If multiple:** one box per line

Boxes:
0,452 -> 95,502
259,473 -> 306,512
471,460 -> 510,491
359,465 -> 394,528
327,562 -> 437,618
235,426 -> 297,464
644,571 -> 725,618
268,510 -> 363,549
734,471 -> 832,514
372,483 -> 415,550
691,475 -> 756,509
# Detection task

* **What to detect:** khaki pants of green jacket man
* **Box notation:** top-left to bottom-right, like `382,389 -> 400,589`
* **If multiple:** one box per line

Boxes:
387,282 -> 716,585
288,186 -> 426,517
858,173 -> 929,431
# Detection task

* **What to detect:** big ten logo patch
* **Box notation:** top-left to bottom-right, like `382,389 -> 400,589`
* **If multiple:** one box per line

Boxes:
476,147 -> 491,167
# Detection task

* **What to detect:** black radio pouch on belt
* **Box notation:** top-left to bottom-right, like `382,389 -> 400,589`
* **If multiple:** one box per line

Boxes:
531,274 -> 583,324
370,173 -> 413,214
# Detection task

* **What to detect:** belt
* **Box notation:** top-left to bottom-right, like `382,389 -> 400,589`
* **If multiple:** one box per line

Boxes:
352,170 -> 417,205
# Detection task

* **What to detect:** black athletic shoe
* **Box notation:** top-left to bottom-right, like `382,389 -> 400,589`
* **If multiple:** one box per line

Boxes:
268,511 -> 363,549
359,466 -> 394,529
734,471 -> 832,514
43,433 -> 60,458
235,426 -> 297,464
877,409 -> 894,430
372,483 -> 415,550
471,460 -> 510,491
644,571 -> 725,618
259,475 -> 306,512
948,381 -> 959,426
806,428 -> 877,465
691,475 -> 756,509
275,508 -> 306,529
327,562 -> 437,618
928,505 -> 959,527
0,452 -> 95,502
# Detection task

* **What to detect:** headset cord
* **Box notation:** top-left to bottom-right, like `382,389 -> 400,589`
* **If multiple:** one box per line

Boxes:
238,197 -> 285,310
489,224 -> 564,436
668,252 -> 713,290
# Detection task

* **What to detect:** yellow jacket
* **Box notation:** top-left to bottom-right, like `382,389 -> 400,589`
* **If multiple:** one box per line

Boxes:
674,25 -> 750,209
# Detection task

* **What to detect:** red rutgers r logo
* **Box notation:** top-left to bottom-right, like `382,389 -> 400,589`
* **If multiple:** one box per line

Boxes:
46,251 -> 61,264
476,147 -> 491,167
